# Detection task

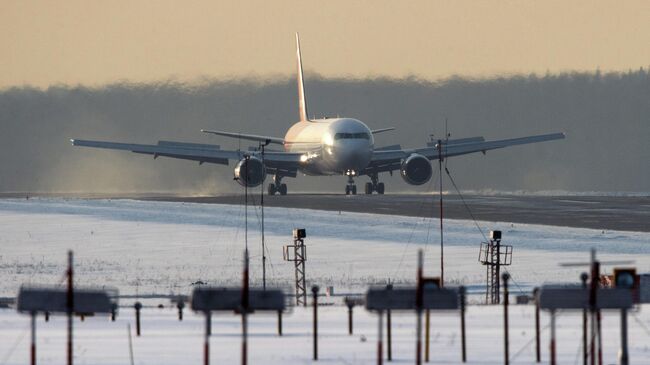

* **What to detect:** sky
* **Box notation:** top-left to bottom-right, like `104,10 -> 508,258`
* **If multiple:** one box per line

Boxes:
1,1 -> 649,89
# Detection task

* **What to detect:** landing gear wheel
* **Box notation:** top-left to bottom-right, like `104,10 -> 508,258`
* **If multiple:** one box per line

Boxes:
279,183 -> 288,195
351,185 -> 357,195
365,182 -> 373,194
268,183 -> 277,196
377,182 -> 385,194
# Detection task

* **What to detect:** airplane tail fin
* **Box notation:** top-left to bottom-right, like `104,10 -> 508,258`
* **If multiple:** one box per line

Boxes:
296,33 -> 309,121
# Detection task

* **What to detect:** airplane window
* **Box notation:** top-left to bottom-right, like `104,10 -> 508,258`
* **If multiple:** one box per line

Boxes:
334,133 -> 369,140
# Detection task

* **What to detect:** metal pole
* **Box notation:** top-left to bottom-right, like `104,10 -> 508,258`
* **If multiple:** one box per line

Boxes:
67,250 -> 73,365
438,140 -> 444,286
416,250 -> 423,365
534,288 -> 541,363
387,308 -> 392,362
590,250 -> 597,365
177,301 -> 184,321
31,312 -> 36,365
503,273 -> 510,365
387,283 -> 393,362
277,311 -> 283,336
312,285 -> 319,360
207,312 -> 211,336
261,144 -> 266,290
597,310 -> 603,365
348,304 -> 354,335
204,313 -> 210,365
460,286 -> 467,363
242,251 -> 249,365
378,311 -> 384,365
242,312 -> 248,365
589,250 -> 598,365
581,273 -> 588,365
618,309 -> 628,365
425,310 -> 430,362
134,302 -> 142,336
496,240 -> 501,304
550,310 -> 556,365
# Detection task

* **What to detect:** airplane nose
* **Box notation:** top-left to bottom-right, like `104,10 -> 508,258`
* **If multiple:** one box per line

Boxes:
335,142 -> 371,170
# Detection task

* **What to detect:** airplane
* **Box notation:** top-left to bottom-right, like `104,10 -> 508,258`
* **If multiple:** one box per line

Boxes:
71,33 -> 565,196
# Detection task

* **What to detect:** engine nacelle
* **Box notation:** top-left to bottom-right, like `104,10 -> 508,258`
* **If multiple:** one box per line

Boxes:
400,153 -> 432,185
234,156 -> 267,187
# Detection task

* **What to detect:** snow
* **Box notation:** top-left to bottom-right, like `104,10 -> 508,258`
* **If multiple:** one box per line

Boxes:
0,198 -> 649,364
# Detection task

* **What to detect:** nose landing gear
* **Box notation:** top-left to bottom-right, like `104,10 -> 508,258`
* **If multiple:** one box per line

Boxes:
345,174 -> 357,195
364,174 -> 385,194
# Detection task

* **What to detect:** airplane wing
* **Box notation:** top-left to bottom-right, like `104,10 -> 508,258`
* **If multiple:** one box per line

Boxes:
371,127 -> 395,134
200,129 -> 285,145
70,139 -> 302,173
364,132 -> 565,174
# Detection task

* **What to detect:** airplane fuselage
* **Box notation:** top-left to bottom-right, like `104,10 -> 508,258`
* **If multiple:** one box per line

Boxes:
284,118 -> 374,176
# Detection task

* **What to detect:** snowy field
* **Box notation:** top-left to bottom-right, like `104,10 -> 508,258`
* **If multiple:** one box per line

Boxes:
0,198 -> 649,364
1,303 -> 650,365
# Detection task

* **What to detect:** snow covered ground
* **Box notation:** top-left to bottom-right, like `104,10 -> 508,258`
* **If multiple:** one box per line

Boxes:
1,300 -> 649,364
0,198 -> 649,364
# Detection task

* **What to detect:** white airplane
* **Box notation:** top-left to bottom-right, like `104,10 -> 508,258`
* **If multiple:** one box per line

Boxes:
72,34 -> 565,195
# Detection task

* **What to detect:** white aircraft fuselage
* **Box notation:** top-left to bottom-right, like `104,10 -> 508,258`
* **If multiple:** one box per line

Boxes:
284,118 -> 374,176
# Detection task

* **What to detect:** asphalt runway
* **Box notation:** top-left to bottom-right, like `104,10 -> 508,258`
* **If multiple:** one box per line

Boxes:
141,194 -> 650,232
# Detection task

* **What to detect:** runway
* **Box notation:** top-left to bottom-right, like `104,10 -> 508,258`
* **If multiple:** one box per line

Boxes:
141,193 -> 650,232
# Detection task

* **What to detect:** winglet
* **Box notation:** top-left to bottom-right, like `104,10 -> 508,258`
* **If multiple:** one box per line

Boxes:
296,33 -> 309,121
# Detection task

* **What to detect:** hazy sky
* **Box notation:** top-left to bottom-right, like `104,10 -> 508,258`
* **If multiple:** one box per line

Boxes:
2,1 -> 649,88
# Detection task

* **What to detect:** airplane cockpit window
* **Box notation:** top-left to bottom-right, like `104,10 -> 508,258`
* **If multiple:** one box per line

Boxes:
334,132 -> 370,140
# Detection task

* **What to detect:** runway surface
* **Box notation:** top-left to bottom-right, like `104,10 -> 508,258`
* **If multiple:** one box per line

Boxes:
141,193 -> 650,232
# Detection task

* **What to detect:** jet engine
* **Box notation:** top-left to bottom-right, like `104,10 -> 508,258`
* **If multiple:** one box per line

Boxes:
234,156 -> 267,187
400,153 -> 432,185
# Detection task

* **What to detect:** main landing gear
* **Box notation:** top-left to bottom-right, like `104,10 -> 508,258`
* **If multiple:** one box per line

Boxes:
267,175 -> 287,196
364,174 -> 385,195
345,173 -> 385,195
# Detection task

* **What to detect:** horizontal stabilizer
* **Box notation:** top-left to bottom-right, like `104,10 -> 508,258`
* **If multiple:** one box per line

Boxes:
201,130 -> 284,145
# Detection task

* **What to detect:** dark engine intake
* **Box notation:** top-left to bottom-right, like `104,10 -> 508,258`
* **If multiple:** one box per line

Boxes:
400,153 -> 432,185
234,156 -> 267,187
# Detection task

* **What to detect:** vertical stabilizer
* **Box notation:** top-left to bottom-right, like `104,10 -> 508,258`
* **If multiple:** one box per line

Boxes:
296,33 -> 309,121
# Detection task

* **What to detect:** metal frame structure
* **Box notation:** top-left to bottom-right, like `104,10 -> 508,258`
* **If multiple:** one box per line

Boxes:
283,229 -> 307,306
478,231 -> 513,304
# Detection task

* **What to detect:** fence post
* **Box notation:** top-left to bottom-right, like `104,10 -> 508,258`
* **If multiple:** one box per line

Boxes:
30,312 -> 36,365
312,285 -> 319,361
550,310 -> 556,365
425,309 -> 430,362
134,302 -> 142,336
503,273 -> 510,365
534,288 -> 541,363
618,308 -> 629,365
177,301 -> 184,321
347,301 -> 354,335
387,284 -> 393,362
377,310 -> 384,365
580,273 -> 588,365
460,286 -> 467,363
204,312 -> 210,365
